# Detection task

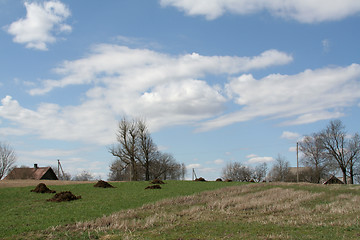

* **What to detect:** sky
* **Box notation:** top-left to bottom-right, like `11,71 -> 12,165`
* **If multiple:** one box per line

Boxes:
0,0 -> 360,180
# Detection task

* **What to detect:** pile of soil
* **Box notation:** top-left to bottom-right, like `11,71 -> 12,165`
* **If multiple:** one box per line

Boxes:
216,178 -> 223,182
47,191 -> 81,202
151,179 -> 165,184
30,183 -> 56,193
93,180 -> 114,188
195,177 -> 206,182
224,179 -> 232,182
145,184 -> 161,189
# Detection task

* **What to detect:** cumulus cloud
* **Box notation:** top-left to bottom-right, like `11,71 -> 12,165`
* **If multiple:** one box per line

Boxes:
214,159 -> 224,165
281,131 -> 300,140
160,0 -> 360,23
5,0 -> 71,50
246,154 -> 274,164
198,64 -> 360,132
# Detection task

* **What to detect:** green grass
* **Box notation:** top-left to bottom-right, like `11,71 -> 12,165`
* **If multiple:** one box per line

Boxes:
2,182 -> 360,240
0,180 -> 244,239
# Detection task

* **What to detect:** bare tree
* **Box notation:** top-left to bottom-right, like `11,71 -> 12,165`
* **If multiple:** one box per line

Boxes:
319,120 -> 360,184
268,155 -> 290,182
299,133 -> 329,183
137,119 -> 157,181
73,170 -> 94,181
0,142 -> 17,179
109,118 -> 139,181
253,163 -> 268,182
222,162 -> 253,182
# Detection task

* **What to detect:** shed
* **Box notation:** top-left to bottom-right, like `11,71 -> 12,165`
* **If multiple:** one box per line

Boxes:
323,175 -> 344,184
4,164 -> 58,180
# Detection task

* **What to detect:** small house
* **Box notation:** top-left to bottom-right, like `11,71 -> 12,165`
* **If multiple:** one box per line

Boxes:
4,164 -> 58,180
323,175 -> 344,184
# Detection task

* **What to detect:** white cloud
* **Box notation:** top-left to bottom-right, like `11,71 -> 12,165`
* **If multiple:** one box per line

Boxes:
281,131 -> 300,140
0,45 -> 293,144
160,0 -> 360,23
288,146 -> 297,152
247,155 -> 274,164
322,39 -> 330,53
198,64 -> 360,131
187,163 -> 201,169
214,159 -> 224,165
5,0 -> 71,50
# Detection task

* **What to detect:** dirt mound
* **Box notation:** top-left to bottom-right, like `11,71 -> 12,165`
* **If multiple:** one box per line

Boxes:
216,178 -> 223,182
151,179 -> 165,184
224,179 -> 232,182
195,177 -> 206,182
47,191 -> 81,202
145,184 -> 161,189
30,183 -> 56,193
94,180 -> 114,188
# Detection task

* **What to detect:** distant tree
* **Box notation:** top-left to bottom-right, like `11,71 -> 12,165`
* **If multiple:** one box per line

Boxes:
0,142 -> 17,179
73,170 -> 94,181
299,133 -> 330,183
268,155 -> 290,182
253,163 -> 268,182
222,162 -> 253,182
319,120 -> 360,184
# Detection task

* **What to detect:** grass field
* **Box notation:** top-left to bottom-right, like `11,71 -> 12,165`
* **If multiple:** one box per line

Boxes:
1,181 -> 360,239
0,180 -> 244,239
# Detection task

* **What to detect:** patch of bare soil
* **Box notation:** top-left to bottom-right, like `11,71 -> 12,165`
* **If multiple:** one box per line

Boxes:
30,183 -> 56,193
145,184 -> 161,189
195,177 -> 206,182
94,180 -> 114,188
224,179 -> 232,182
151,179 -> 165,184
47,191 -> 81,202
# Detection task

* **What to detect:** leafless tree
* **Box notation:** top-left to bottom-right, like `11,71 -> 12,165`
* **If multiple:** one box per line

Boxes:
319,120 -> 360,184
72,170 -> 94,181
109,118 -> 139,181
299,133 -> 330,183
253,163 -> 268,182
0,142 -> 17,179
268,155 -> 290,182
222,162 -> 253,182
137,119 -> 157,181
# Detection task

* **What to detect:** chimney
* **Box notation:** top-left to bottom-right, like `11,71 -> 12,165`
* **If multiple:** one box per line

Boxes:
34,164 -> 38,169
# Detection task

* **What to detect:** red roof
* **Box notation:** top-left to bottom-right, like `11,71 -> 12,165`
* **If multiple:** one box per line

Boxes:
4,167 -> 58,180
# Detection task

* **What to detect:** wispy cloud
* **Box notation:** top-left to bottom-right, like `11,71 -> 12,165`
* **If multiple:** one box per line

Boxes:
281,131 -> 300,140
160,0 -> 360,23
5,0 -> 71,50
246,154 -> 274,164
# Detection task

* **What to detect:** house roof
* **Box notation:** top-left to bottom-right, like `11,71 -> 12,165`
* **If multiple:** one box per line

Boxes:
4,167 -> 58,180
323,175 -> 344,184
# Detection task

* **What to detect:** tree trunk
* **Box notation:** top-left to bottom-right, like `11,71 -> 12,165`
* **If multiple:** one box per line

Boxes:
342,168 -> 347,184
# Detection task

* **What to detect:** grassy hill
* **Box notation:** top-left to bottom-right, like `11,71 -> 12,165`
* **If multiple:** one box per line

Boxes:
1,181 -> 360,239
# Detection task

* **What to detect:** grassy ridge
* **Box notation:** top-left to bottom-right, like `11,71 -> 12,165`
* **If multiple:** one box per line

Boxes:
0,180 -> 244,239
36,183 -> 360,240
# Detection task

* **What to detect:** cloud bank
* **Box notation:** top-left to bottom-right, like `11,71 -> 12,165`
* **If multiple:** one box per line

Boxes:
160,0 -> 360,23
1,44 -> 360,145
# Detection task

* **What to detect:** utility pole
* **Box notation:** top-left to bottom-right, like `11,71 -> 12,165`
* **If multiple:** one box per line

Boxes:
192,168 -> 197,181
57,159 -> 65,180
296,142 -> 299,183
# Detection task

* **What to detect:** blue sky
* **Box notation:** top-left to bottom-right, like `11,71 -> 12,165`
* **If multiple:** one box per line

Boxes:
1,0 -> 360,180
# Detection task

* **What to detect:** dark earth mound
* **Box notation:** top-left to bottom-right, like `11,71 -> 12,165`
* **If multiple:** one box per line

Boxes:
195,177 -> 206,182
216,178 -> 223,182
224,179 -> 232,182
94,180 -> 114,188
145,184 -> 161,189
47,191 -> 81,202
30,183 -> 56,193
151,179 -> 165,184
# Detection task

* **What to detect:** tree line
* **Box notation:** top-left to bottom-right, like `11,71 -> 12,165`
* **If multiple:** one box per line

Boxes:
221,120 -> 359,184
